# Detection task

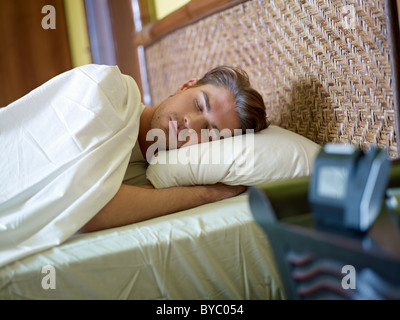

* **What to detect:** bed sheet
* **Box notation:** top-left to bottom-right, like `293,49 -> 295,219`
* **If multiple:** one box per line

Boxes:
0,64 -> 143,267
0,194 -> 285,300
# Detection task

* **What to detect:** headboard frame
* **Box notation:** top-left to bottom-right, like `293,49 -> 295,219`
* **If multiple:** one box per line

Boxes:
135,0 -> 399,159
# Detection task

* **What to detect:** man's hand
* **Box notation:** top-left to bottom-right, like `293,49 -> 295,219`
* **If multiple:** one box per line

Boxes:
80,183 -> 247,233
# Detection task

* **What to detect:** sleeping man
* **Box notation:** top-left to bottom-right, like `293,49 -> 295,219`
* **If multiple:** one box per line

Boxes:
0,64 -> 268,266
81,65 -> 269,232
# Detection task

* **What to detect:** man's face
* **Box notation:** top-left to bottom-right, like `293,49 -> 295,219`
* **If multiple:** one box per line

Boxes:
149,83 -> 240,150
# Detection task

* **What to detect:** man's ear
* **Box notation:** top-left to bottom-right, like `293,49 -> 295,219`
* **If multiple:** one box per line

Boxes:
175,78 -> 198,94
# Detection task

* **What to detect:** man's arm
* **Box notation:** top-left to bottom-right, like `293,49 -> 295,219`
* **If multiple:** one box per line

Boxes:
80,183 -> 246,232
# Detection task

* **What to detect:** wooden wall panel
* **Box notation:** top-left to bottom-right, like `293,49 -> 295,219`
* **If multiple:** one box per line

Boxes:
0,0 -> 72,107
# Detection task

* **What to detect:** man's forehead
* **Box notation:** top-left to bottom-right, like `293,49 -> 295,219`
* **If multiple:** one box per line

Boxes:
201,86 -> 240,131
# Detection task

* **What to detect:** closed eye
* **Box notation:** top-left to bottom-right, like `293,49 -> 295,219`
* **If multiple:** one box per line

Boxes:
194,98 -> 208,129
195,95 -> 218,132
195,98 -> 203,112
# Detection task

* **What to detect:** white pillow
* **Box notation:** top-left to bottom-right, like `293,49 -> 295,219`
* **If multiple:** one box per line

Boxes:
146,126 -> 321,188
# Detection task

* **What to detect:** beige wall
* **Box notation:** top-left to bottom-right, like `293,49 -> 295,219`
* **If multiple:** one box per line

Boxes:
153,0 -> 190,19
64,0 -> 92,67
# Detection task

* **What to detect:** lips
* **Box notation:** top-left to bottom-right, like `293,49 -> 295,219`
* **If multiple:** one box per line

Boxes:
168,116 -> 179,139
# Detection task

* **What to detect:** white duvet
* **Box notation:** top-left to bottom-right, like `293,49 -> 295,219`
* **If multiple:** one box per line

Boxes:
0,64 -> 143,267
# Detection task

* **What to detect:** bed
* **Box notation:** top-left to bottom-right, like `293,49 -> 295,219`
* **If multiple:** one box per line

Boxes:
0,0 -> 399,300
0,194 -> 285,299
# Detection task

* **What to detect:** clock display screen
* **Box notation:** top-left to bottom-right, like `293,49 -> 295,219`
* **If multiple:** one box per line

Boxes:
317,166 -> 348,200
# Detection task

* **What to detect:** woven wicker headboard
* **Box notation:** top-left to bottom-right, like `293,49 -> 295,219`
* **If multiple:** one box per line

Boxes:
136,0 -> 399,159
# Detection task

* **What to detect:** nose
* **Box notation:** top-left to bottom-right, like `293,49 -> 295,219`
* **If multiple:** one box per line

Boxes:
184,113 -> 207,132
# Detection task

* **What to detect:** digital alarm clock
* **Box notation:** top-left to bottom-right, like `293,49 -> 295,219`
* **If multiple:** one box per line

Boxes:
308,144 -> 392,236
